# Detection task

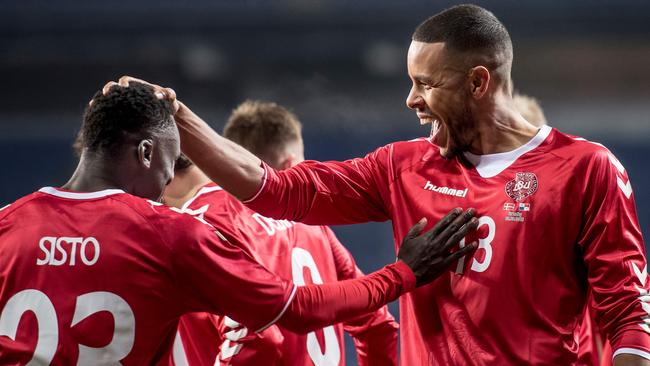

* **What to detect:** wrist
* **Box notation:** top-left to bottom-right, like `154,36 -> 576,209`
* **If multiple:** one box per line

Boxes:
391,261 -> 417,293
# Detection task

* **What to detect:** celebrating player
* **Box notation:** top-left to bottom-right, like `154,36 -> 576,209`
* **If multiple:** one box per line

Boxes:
0,82 -> 479,364
165,100 -> 398,365
114,3 -> 649,366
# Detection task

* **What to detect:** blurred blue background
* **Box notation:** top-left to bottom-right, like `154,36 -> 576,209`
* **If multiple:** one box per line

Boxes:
1,1 -> 649,364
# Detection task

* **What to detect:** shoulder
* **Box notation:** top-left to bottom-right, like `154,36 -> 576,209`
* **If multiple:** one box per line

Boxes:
368,138 -> 438,162
117,196 -> 217,248
0,191 -> 45,221
547,129 -> 627,184
547,129 -> 614,163
353,138 -> 439,181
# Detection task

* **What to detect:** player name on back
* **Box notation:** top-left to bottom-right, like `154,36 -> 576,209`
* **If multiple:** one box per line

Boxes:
37,236 -> 100,266
423,181 -> 468,198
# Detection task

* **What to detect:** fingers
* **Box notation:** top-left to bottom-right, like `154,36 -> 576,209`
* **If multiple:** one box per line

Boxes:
443,241 -> 478,266
98,76 -> 180,113
102,81 -> 120,95
405,217 -> 427,240
428,208 -> 462,238
442,217 -> 479,252
433,208 -> 476,244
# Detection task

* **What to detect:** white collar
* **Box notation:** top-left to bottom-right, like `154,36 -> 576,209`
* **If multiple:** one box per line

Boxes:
463,125 -> 552,178
180,185 -> 223,211
38,187 -> 125,200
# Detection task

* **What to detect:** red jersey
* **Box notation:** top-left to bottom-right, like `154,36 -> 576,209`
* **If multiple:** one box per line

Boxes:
173,185 -> 398,366
245,126 -> 650,365
0,187 -> 295,365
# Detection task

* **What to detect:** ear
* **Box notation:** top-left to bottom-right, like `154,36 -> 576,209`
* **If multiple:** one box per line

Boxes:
137,139 -> 154,169
279,154 -> 295,170
467,66 -> 490,99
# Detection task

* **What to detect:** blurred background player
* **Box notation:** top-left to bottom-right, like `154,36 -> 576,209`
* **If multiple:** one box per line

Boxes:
164,100 -> 399,366
513,92 -> 547,127
0,81 -> 479,364
135,4 -> 649,365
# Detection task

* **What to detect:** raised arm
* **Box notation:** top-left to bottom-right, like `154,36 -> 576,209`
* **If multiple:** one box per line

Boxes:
174,101 -> 265,200
101,76 -> 393,225
99,76 -> 265,200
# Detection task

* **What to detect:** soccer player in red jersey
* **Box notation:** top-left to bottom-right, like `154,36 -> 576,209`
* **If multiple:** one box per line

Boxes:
0,82 -> 479,364
113,3 -> 650,365
165,101 -> 399,366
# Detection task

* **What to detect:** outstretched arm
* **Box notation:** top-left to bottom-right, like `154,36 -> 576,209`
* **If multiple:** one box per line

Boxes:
101,76 -> 392,225
325,228 -> 398,365
277,209 -> 479,334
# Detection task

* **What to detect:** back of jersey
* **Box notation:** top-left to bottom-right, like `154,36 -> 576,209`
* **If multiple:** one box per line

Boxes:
0,188 -> 180,365
184,185 -> 347,366
244,214 -> 347,366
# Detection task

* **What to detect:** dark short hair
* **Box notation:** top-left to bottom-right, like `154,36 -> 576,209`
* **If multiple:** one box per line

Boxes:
174,154 -> 194,172
79,82 -> 175,156
412,4 -> 512,68
223,100 -> 302,163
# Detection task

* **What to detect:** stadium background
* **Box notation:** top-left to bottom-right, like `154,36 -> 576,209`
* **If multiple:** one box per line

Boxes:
1,1 -> 648,363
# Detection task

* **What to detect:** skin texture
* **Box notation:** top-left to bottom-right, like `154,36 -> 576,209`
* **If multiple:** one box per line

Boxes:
405,41 -> 539,158
64,127 -> 180,202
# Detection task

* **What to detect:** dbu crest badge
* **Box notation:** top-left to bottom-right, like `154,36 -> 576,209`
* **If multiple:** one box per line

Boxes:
505,172 -> 538,202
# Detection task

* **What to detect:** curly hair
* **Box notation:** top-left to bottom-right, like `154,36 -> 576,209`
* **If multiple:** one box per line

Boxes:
79,82 -> 175,156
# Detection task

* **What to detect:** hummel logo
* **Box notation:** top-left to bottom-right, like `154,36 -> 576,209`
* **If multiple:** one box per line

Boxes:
423,181 -> 468,198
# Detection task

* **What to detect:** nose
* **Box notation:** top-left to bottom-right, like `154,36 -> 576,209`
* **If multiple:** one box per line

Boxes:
406,85 -> 423,110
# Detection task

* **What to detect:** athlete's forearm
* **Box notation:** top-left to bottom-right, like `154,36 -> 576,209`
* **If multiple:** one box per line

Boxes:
277,261 -> 415,334
174,101 -> 264,200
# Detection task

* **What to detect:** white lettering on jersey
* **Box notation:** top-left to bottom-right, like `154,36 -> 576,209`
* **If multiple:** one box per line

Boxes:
0,289 -> 58,365
455,216 -> 496,274
0,289 -> 135,364
631,262 -> 650,333
292,248 -> 341,366
252,213 -> 294,236
37,237 -> 100,266
71,291 -> 136,364
423,181 -> 468,198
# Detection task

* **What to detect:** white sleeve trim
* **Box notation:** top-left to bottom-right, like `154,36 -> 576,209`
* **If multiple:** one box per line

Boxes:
254,284 -> 297,333
242,164 -> 268,204
613,347 -> 650,361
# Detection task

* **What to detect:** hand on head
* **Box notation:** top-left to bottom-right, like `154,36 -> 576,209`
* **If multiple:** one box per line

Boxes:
91,76 -> 180,114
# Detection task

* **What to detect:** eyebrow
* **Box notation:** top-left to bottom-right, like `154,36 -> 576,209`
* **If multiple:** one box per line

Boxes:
413,74 -> 437,84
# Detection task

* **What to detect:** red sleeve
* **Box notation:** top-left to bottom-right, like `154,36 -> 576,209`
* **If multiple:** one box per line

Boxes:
325,227 -> 398,366
168,215 -> 296,333
217,317 -> 284,366
244,145 -> 393,225
579,149 -> 650,361
276,261 -> 414,334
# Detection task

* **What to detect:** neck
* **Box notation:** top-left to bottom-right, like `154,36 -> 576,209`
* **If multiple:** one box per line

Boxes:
62,153 -> 125,192
467,92 -> 540,155
163,165 -> 211,208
